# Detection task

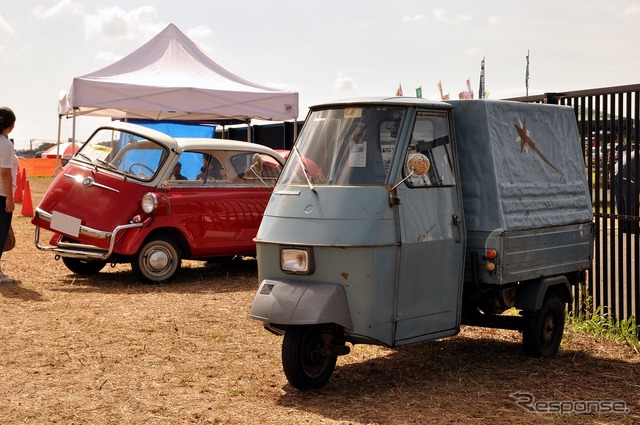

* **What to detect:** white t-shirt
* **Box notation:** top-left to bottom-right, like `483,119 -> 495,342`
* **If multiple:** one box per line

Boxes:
0,135 -> 18,197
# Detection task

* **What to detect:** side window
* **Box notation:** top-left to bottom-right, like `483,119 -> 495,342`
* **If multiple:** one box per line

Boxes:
229,152 -> 283,187
170,151 -> 207,181
404,111 -> 455,187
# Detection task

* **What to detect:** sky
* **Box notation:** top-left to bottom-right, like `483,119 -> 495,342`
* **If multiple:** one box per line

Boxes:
1,0 -> 640,151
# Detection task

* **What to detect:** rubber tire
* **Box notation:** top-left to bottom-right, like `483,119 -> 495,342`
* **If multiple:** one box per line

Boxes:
282,325 -> 338,390
131,236 -> 181,283
522,293 -> 565,358
62,257 -> 107,275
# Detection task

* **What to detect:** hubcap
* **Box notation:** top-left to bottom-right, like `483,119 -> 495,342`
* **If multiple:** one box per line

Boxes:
147,249 -> 170,271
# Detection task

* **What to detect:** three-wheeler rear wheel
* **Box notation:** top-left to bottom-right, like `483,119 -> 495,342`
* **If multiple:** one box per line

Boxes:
522,293 -> 565,358
282,325 -> 347,390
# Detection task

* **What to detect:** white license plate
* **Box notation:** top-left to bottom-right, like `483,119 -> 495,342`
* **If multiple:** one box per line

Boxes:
51,211 -> 81,237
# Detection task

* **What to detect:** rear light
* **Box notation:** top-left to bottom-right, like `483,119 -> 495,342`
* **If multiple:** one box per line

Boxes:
484,249 -> 498,272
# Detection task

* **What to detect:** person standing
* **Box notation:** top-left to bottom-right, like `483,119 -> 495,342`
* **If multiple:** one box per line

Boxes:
614,149 -> 638,233
0,107 -> 18,283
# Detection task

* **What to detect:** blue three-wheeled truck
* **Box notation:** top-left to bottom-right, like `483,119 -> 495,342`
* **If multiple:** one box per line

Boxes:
250,98 -> 593,390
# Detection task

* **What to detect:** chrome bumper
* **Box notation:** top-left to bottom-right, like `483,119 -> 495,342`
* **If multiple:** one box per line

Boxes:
33,207 -> 144,260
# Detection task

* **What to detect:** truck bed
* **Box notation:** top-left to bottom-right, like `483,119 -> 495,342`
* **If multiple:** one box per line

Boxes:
447,100 -> 593,285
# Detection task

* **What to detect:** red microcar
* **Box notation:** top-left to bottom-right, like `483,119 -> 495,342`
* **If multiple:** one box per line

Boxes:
32,121 -> 286,283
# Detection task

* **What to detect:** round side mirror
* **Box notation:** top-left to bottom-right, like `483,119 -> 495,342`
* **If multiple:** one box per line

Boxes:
407,153 -> 430,175
251,153 -> 263,173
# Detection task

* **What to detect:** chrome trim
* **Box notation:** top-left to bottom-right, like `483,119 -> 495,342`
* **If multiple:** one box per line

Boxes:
34,207 -> 144,260
35,208 -> 112,240
64,173 -> 120,193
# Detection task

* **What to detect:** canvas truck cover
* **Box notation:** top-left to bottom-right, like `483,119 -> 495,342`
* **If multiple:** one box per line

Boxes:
446,100 -> 592,232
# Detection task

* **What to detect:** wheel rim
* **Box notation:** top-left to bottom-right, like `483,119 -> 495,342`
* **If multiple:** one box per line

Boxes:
300,330 -> 330,379
540,309 -> 559,348
143,246 -> 174,277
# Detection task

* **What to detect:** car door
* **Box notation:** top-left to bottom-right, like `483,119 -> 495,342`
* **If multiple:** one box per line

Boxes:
394,110 -> 466,344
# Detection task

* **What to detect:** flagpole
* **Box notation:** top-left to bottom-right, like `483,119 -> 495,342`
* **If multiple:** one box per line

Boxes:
478,57 -> 485,99
525,50 -> 530,97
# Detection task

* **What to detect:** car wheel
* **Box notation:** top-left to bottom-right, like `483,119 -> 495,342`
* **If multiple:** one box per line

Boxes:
281,325 -> 339,390
132,236 -> 181,283
522,293 -> 565,358
62,257 -> 107,275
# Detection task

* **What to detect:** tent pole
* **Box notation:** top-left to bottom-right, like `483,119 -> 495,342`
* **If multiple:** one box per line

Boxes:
246,120 -> 252,143
72,109 -> 77,148
56,115 -> 63,169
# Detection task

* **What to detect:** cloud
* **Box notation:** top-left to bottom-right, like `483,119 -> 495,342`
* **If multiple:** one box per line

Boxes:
0,13 -> 15,36
32,0 -> 83,19
186,25 -> 212,41
487,15 -> 500,25
83,6 -> 165,43
402,14 -> 425,22
465,47 -> 483,56
432,9 -> 471,24
334,73 -> 357,90
94,51 -> 124,66
623,4 -> 640,16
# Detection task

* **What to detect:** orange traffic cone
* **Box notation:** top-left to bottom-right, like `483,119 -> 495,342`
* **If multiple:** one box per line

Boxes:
21,179 -> 34,217
14,168 -> 23,203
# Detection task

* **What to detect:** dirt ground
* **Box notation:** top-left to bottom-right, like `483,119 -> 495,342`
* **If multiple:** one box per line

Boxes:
0,176 -> 638,424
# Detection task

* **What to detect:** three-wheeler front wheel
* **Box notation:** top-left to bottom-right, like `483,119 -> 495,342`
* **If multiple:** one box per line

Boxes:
282,325 -> 347,390
132,236 -> 182,283
522,293 -> 565,358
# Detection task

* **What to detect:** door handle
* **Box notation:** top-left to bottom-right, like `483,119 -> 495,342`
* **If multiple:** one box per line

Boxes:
452,214 -> 462,243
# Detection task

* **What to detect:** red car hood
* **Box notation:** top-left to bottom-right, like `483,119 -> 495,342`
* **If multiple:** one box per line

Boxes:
33,163 -> 152,240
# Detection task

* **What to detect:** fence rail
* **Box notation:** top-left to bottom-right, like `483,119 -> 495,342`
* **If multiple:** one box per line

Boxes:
510,84 -> 640,324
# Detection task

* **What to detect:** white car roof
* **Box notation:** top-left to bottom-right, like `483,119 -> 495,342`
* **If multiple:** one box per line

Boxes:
98,121 -> 285,165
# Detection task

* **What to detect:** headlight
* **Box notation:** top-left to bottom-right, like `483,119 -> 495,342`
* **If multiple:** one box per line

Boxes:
141,192 -> 158,214
280,247 -> 314,274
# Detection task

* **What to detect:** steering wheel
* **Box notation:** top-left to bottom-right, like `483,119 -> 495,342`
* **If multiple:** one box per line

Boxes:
128,162 -> 155,176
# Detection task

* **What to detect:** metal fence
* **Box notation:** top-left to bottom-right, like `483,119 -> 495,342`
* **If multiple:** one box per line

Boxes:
510,84 -> 640,324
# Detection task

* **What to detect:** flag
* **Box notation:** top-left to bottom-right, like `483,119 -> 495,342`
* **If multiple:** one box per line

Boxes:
438,80 -> 450,100
478,57 -> 485,100
459,78 -> 473,100
525,50 -> 530,96
396,83 -> 403,96
416,86 -> 422,98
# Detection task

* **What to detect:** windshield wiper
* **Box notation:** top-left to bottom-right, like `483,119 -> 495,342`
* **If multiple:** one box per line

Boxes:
75,152 -> 93,163
95,158 -> 116,170
292,145 -> 316,193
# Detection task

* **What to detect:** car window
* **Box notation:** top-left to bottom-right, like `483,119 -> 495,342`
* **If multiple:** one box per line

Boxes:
170,150 -> 282,187
404,111 -> 455,187
77,128 -> 168,182
229,152 -> 283,186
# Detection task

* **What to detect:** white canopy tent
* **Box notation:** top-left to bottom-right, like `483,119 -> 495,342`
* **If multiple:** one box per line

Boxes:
56,23 -> 299,164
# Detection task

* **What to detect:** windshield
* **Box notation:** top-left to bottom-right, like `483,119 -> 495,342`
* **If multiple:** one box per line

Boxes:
278,106 -> 406,186
74,128 -> 169,181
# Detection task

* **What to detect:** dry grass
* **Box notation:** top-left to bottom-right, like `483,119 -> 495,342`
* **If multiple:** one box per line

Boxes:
0,176 -> 638,424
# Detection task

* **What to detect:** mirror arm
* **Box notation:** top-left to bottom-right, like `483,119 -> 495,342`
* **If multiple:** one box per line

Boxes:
250,164 -> 268,187
389,170 -> 415,192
